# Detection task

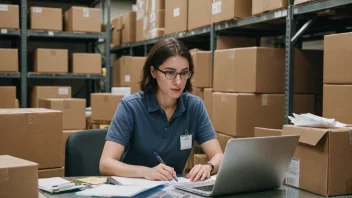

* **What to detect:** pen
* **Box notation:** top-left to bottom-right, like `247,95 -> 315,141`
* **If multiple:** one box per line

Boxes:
153,152 -> 178,182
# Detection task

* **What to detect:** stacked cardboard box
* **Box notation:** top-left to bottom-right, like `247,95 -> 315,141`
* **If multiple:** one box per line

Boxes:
91,93 -> 125,122
165,0 -> 187,35
188,0 -> 211,30
31,86 -> 72,107
216,36 -> 256,50
212,47 -> 320,138
136,0 -> 146,41
39,98 -> 86,130
323,32 -> 352,125
0,155 -> 38,198
0,4 -> 19,29
0,109 -> 64,177
111,16 -> 122,46
254,127 -> 282,137
0,48 -> 18,73
282,125 -> 352,196
212,0 -> 251,24
113,56 -> 146,94
65,6 -> 101,33
0,86 -> 16,108
145,0 -> 165,39
30,7 -> 62,31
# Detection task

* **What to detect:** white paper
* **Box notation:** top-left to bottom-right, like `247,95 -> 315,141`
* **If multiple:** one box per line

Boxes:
58,88 -> 68,95
1,29 -> 7,34
173,7 -> 180,17
48,31 -> 54,36
180,135 -> 192,150
286,158 -> 300,188
39,177 -> 71,189
0,4 -> 9,11
33,7 -> 42,13
83,8 -> 89,17
212,1 -> 221,15
288,113 -> 346,128
124,75 -> 131,82
150,12 -> 156,23
112,176 -> 170,186
151,0 -> 156,12
76,184 -> 161,197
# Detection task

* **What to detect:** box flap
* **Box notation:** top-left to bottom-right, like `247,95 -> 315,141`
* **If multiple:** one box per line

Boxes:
282,125 -> 328,146
0,155 -> 38,168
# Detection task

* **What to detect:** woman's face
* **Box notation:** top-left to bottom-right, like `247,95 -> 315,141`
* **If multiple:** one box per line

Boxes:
151,55 -> 190,100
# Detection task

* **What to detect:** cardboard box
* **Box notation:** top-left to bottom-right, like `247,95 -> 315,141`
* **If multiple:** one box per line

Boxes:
212,0 -> 252,23
0,155 -> 38,198
111,16 -> 122,46
122,11 -> 136,44
91,93 -> 124,121
31,86 -> 71,107
136,18 -> 144,42
165,0 -> 187,35
192,88 -> 204,100
212,93 -> 315,137
252,0 -> 288,15
254,127 -> 282,137
0,109 -> 63,169
65,7 -> 101,33
34,48 -> 68,73
39,98 -> 86,130
213,47 -> 323,94
323,85 -> 352,125
216,132 -> 234,152
203,88 -> 212,120
191,51 -> 212,88
147,0 -> 165,13
294,0 -> 319,5
282,125 -> 352,196
216,36 -> 256,50
188,0 -> 211,30
0,4 -> 19,29
324,32 -> 352,84
0,86 -> 16,108
72,53 -> 102,74
148,10 -> 165,30
30,7 -> 62,31
194,154 -> 208,165
38,167 -> 64,178
148,28 -> 164,39
0,48 -> 18,72
113,56 -> 145,89
15,98 -> 19,108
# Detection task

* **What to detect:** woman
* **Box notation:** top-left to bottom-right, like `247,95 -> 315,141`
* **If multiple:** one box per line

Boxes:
100,38 -> 223,182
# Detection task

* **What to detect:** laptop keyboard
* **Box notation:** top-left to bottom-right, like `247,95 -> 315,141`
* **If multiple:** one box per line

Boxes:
193,185 -> 214,192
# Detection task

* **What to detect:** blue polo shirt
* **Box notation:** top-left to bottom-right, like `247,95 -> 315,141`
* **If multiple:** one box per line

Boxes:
106,91 -> 216,174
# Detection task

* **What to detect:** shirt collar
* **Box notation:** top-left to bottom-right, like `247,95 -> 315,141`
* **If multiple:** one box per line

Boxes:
145,91 -> 185,113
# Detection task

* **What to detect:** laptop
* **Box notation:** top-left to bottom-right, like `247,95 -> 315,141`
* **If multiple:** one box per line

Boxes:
174,135 -> 299,197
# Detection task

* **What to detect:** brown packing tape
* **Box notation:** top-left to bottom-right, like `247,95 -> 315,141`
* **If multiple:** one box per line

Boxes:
0,168 -> 9,182
350,130 -> 352,145
27,114 -> 37,125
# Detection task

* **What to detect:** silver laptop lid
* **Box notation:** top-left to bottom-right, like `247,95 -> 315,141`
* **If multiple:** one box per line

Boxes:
212,135 -> 299,196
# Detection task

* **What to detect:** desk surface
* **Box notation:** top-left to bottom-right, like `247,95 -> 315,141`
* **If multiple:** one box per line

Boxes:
39,177 -> 352,198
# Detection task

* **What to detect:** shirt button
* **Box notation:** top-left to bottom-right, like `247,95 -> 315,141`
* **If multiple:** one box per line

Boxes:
165,128 -> 168,131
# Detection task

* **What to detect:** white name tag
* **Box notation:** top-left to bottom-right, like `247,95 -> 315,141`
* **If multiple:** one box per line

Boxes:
180,135 -> 192,150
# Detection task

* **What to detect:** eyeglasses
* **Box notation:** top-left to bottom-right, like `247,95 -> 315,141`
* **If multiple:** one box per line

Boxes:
156,68 -> 193,80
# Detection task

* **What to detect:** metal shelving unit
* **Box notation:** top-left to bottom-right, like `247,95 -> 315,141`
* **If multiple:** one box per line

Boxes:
110,0 -> 352,123
0,0 -> 111,107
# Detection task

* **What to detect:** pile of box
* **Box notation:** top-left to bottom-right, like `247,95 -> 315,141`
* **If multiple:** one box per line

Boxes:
111,0 -> 321,46
0,5 -> 102,75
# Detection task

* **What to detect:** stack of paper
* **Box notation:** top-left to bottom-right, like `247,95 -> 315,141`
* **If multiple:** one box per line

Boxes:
288,113 -> 346,128
39,177 -> 83,193
76,184 -> 162,197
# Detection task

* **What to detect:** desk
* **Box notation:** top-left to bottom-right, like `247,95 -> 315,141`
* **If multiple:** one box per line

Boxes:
39,177 -> 352,198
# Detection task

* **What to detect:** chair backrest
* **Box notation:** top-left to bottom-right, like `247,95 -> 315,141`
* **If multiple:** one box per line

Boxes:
65,129 -> 107,177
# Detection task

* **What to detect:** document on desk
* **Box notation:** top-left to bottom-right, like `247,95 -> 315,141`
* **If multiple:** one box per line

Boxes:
38,177 -> 83,193
112,176 -> 171,186
76,184 -> 163,197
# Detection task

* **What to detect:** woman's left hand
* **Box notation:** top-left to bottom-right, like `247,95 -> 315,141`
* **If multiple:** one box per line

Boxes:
186,164 -> 211,182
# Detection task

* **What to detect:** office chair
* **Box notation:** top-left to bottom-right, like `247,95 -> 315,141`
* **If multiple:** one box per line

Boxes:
65,129 -> 108,177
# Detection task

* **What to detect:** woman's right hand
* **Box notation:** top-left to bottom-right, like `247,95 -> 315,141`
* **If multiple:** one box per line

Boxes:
144,164 -> 176,181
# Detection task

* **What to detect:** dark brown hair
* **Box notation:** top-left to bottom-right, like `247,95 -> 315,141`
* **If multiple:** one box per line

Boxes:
140,38 -> 194,93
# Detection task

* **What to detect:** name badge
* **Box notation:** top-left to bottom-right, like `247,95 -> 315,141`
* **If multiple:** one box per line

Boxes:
180,135 -> 192,150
